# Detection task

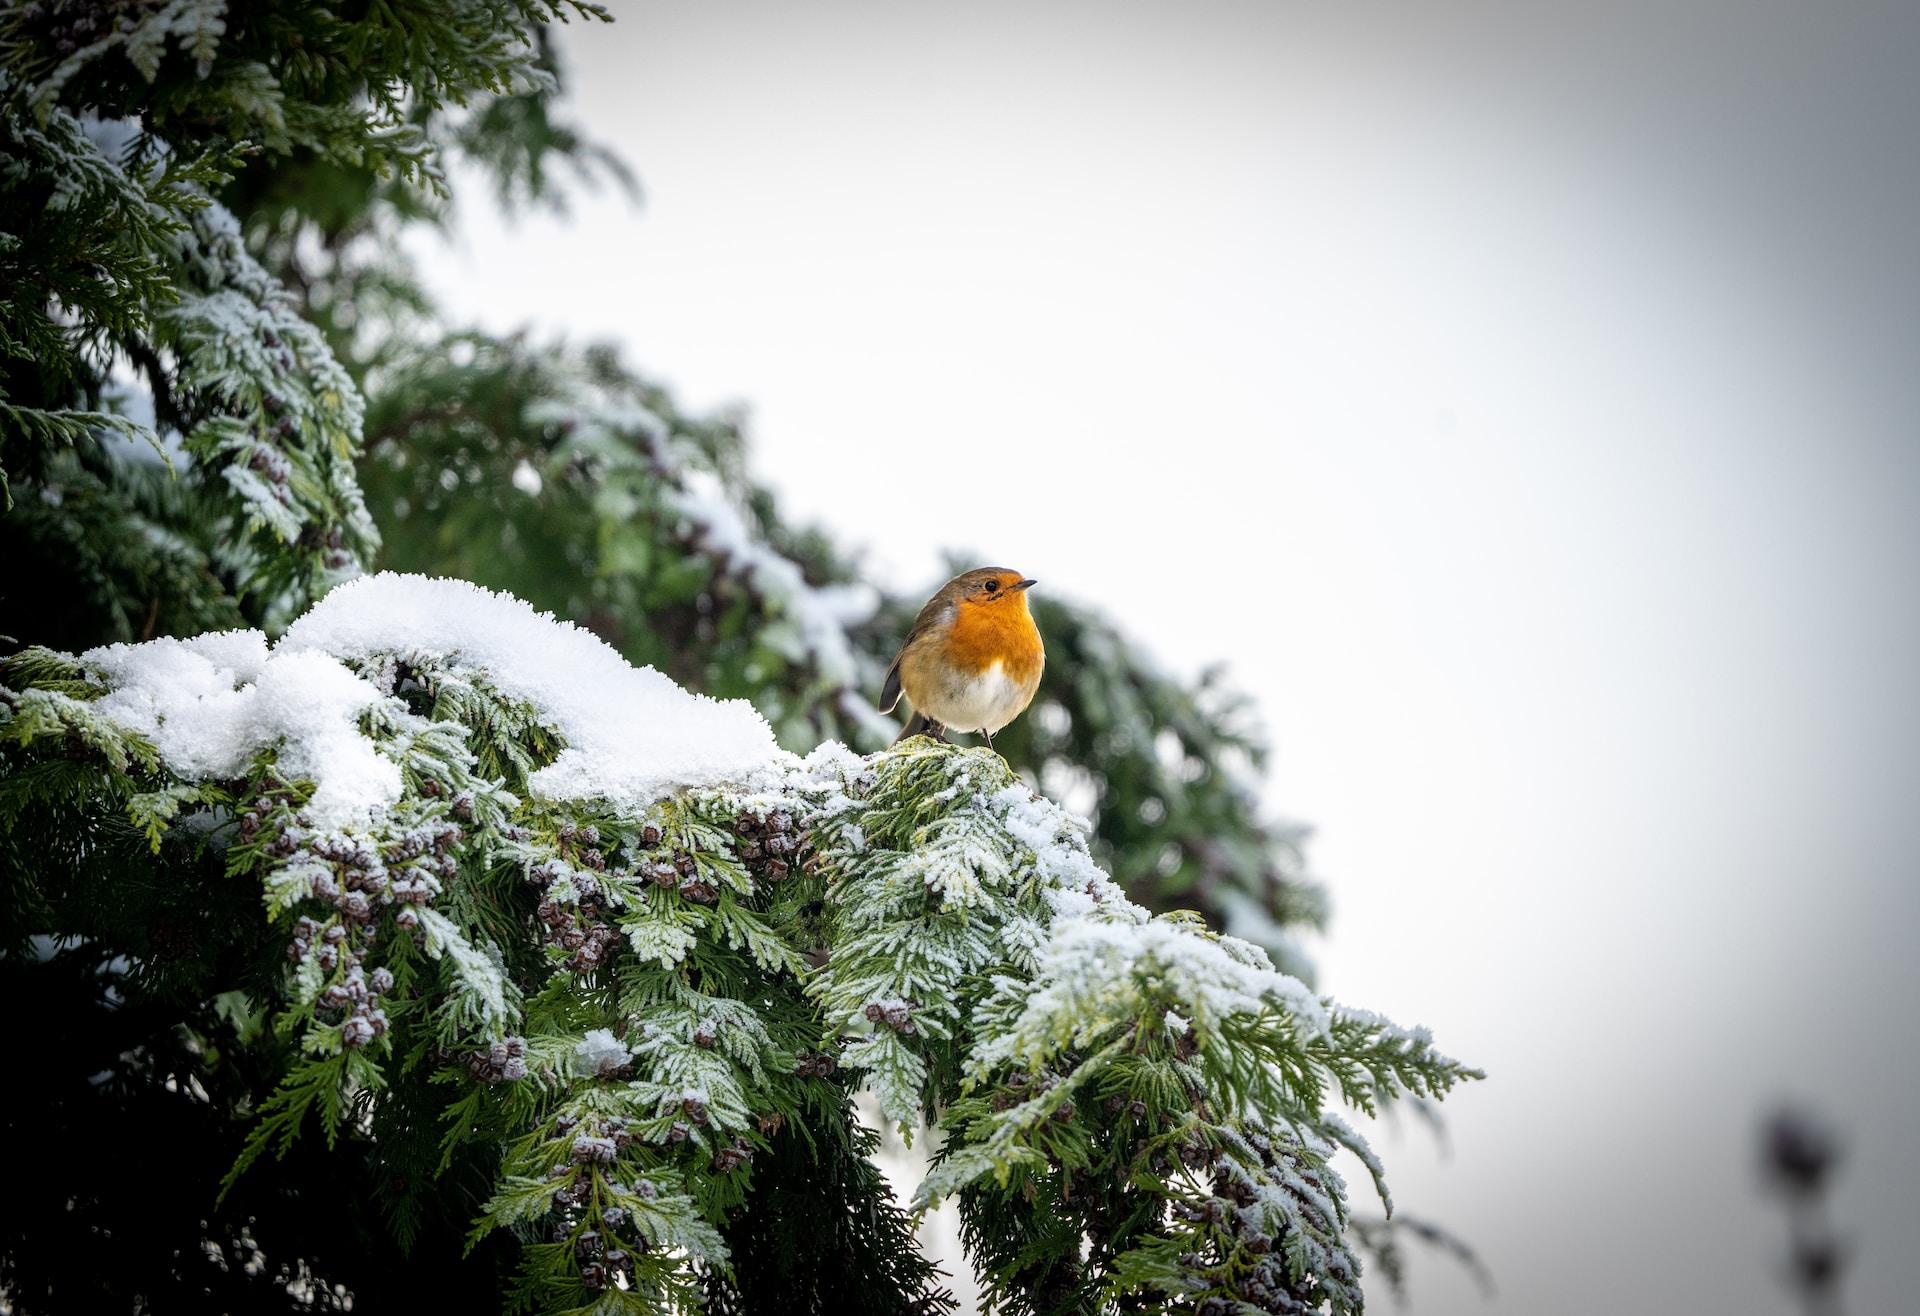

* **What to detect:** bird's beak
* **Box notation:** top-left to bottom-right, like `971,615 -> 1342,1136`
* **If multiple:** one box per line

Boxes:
1014,579 -> 1037,591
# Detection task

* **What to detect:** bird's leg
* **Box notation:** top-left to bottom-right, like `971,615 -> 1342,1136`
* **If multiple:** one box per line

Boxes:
981,727 -> 995,752
927,721 -> 948,743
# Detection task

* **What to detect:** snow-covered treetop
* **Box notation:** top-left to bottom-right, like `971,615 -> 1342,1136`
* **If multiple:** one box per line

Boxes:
1,9 -> 1467,1306
287,573 -> 780,810
81,574 -> 779,825
1,573 -> 1477,1313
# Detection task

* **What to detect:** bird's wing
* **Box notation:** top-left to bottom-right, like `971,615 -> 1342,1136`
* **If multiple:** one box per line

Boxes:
878,594 -> 954,713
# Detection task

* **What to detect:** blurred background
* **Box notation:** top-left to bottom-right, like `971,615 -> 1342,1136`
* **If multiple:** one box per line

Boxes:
403,3 -> 1920,1312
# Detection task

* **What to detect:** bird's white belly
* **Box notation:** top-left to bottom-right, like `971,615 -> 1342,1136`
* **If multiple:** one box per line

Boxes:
921,660 -> 1029,735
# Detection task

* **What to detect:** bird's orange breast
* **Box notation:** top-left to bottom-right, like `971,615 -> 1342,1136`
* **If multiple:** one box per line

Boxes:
943,599 -> 1044,687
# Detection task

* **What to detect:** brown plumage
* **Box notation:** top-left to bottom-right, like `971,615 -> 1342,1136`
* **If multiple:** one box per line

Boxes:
879,567 -> 1044,749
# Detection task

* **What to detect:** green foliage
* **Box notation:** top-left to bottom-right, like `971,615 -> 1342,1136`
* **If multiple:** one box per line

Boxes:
356,335 -> 890,752
2,0 -> 1325,962
0,0 -> 619,634
1,624 -> 1476,1312
4,0 -> 613,191
0,71 -> 221,394
0,3 -> 1478,1311
0,448 -> 247,649
821,743 -> 1477,1314
351,331 -> 1329,969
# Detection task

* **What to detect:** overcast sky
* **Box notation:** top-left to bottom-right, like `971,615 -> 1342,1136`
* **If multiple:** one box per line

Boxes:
409,2 -> 1920,1310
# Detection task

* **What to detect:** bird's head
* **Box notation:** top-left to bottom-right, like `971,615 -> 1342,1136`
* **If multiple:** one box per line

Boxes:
944,567 -> 1037,612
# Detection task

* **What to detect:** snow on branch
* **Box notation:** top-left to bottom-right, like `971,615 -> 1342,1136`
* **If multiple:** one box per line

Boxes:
0,573 -> 1478,1312
283,573 -> 778,809
80,574 -> 776,825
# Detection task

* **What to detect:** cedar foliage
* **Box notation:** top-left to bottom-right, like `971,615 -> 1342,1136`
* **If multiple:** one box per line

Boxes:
0,5 -> 1477,1312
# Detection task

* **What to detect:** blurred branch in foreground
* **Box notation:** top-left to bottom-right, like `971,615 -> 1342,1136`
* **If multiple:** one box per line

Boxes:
1760,1104 -> 1848,1316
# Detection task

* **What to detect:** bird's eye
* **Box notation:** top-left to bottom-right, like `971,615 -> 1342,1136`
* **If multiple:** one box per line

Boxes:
983,580 -> 999,592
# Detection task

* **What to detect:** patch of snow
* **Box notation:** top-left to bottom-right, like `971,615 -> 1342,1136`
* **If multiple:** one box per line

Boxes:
963,911 -> 1331,1080
80,574 -> 783,823
574,1027 -> 632,1077
78,114 -> 142,166
283,573 -> 780,808
85,631 -> 400,826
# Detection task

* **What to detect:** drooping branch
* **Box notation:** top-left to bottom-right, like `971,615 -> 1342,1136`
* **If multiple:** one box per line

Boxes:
0,573 -> 1478,1313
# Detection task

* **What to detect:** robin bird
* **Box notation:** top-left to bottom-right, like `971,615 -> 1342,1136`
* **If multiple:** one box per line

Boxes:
879,567 -> 1044,749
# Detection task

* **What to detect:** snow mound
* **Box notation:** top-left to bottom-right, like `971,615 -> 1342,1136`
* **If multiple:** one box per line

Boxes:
83,574 -> 781,825
86,631 -> 401,826
283,573 -> 780,809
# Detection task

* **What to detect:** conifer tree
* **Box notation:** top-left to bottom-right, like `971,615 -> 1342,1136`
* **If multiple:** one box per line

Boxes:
1,0 -> 1321,965
0,5 -> 1478,1311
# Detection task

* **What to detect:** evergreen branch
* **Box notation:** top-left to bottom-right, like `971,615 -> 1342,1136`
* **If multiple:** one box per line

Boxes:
1,583 -> 1475,1313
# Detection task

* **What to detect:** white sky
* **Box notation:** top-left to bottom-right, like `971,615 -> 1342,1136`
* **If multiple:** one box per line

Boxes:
410,3 -> 1920,1310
